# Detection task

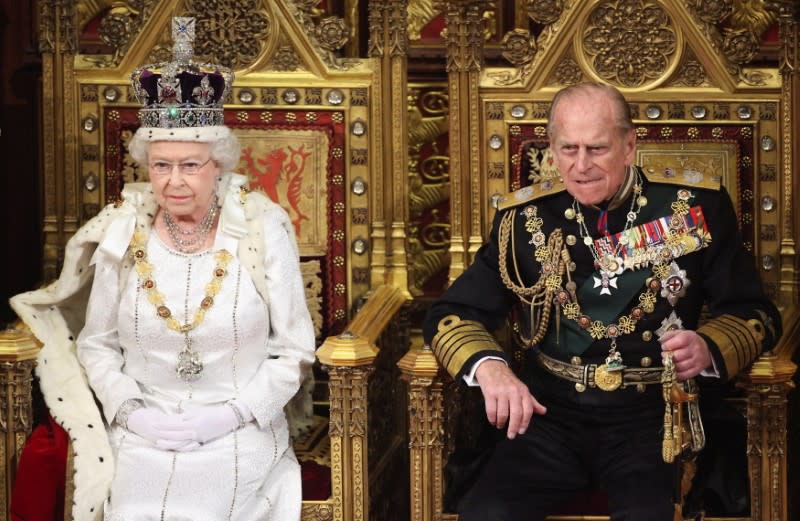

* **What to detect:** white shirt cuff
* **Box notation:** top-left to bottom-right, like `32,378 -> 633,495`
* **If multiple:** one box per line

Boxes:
462,356 -> 507,387
699,354 -> 721,378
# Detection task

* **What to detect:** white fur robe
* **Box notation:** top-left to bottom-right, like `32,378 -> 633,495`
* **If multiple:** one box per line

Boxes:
10,174 -> 315,520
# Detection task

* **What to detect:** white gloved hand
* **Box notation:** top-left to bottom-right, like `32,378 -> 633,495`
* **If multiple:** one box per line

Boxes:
177,401 -> 254,445
126,407 -> 194,447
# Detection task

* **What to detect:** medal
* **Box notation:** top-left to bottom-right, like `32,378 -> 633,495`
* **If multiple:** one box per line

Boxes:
593,273 -> 618,295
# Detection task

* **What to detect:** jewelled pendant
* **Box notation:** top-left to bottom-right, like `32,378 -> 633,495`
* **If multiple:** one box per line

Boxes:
604,350 -> 625,371
176,337 -> 203,382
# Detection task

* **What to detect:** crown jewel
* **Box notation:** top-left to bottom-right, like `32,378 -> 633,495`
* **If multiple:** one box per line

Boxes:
131,17 -> 234,129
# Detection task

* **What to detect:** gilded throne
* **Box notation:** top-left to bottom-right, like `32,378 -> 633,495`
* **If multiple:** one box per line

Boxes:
0,1 -> 798,521
0,2 -> 413,520
399,1 -> 800,521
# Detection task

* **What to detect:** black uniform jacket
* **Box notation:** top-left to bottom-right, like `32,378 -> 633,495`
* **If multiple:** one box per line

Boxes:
423,167 -> 781,408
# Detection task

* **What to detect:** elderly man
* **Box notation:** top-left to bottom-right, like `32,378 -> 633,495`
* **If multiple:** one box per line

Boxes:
423,82 -> 780,520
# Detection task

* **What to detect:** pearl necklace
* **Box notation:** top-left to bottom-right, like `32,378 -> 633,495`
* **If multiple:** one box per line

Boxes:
163,195 -> 219,253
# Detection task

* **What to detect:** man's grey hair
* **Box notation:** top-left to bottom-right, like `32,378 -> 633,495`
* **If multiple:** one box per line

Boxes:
547,82 -> 634,138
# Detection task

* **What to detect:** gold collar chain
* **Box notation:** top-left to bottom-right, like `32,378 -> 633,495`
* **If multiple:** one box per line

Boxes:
501,187 -> 697,370
129,231 -> 233,382
131,231 -> 232,334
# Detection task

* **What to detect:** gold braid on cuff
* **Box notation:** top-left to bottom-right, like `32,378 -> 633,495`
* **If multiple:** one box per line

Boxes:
697,314 -> 765,378
431,315 -> 504,378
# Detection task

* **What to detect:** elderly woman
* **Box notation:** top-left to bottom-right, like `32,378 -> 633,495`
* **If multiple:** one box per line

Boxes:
11,18 -> 315,521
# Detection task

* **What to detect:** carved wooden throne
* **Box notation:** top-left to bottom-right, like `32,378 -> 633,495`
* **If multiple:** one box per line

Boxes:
399,1 -> 800,520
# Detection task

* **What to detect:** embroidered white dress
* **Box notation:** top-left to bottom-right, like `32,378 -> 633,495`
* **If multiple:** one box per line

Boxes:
77,217 -> 315,520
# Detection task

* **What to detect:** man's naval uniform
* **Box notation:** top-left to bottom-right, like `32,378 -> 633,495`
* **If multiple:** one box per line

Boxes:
422,166 -> 781,521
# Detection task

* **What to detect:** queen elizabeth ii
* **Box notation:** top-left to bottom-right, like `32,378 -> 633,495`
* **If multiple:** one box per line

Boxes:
11,18 -> 315,521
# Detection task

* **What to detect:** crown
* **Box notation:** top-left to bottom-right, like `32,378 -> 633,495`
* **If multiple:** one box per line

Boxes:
130,17 -> 234,129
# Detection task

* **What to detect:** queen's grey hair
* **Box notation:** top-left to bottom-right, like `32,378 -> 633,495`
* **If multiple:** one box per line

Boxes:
127,129 -> 241,173
547,82 -> 634,138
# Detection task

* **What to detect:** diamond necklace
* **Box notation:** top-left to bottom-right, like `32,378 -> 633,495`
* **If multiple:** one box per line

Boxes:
163,195 -> 219,253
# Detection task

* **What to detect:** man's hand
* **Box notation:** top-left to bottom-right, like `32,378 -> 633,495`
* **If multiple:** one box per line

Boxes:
660,329 -> 713,381
474,360 -> 547,440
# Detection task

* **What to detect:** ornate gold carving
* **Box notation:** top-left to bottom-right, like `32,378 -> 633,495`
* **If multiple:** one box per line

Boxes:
685,0 -> 777,77
0,327 -> 39,518
400,344 -> 445,521
408,86 -> 450,295
445,1 -> 485,73
269,34 -> 303,71
326,370 -> 345,520
408,222 -> 450,295
98,12 -> 134,54
39,0 -> 56,53
739,348 -> 797,521
667,49 -> 710,87
316,17 -> 350,52
774,1 -> 798,303
551,54 -> 584,86
730,0 -> 777,39
0,360 -> 37,434
389,0 -> 410,57
487,29 -> 537,86
300,260 -> 324,338
527,0 -> 565,24
582,0 -> 677,87
349,370 -> 368,521
317,332 -> 377,367
301,502 -> 334,521
722,27 -> 760,64
324,364 -> 373,521
409,172 -> 449,217
59,0 -> 77,54
687,0 -> 732,24
83,1 -> 154,67
408,0 -> 440,40
63,59 -> 78,221
367,3 -> 385,57
184,0 -> 271,70
408,91 -> 449,151
284,0 -> 357,70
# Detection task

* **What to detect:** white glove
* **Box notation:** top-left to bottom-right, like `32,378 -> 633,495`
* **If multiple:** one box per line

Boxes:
126,407 -> 194,447
176,401 -> 254,445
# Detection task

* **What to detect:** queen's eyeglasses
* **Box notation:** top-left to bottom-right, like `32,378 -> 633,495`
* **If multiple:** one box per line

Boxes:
149,158 -> 213,176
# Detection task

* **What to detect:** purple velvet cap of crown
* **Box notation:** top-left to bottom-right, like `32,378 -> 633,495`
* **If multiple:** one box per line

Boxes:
137,69 -> 227,107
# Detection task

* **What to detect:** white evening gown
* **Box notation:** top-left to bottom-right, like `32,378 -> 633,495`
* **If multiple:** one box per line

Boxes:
79,229 -> 306,521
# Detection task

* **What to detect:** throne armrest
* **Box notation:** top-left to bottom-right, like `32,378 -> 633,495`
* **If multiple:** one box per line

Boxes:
735,308 -> 799,521
0,323 -> 41,520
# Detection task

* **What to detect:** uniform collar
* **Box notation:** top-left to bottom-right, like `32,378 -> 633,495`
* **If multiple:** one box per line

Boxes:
588,165 -> 637,211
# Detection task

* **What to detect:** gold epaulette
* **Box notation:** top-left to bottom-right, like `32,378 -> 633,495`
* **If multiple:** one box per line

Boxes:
430,315 -> 504,378
642,168 -> 721,191
496,177 -> 566,211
